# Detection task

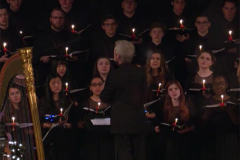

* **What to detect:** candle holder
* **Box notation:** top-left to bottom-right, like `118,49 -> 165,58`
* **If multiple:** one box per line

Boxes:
220,103 -> 225,108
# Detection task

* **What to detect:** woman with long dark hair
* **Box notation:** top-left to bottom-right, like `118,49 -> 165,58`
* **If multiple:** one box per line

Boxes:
154,80 -> 195,160
38,74 -> 76,160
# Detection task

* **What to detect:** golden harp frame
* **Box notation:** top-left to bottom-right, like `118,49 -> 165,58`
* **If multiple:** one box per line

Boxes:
0,48 -> 45,160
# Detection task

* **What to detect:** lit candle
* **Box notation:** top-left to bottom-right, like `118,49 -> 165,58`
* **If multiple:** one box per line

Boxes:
98,102 -> 101,109
19,30 -> 22,35
228,30 -> 233,41
132,28 -> 135,34
175,118 -> 178,124
3,42 -> 7,49
180,19 -> 184,28
65,82 -> 68,90
158,83 -> 161,90
65,47 -> 68,55
60,108 -> 63,114
202,79 -> 205,88
199,45 -> 202,51
12,117 -> 15,124
71,25 -> 75,31
221,95 -> 224,103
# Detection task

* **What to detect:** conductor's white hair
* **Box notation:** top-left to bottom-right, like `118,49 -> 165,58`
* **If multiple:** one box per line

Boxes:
115,40 -> 135,63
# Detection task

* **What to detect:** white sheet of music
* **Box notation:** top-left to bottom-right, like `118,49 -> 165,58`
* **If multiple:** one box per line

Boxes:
91,118 -> 111,125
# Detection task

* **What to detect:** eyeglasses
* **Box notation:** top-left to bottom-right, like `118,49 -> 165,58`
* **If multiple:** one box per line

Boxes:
213,82 -> 226,88
91,82 -> 104,87
51,16 -> 64,20
123,1 -> 135,4
104,23 -> 116,27
195,21 -> 209,26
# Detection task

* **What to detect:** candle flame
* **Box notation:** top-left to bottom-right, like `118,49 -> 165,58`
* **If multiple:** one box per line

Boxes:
159,83 -> 161,87
221,95 -> 224,98
203,79 -> 205,84
199,45 -> 202,50
3,42 -> 7,47
65,47 -> 68,51
12,117 -> 15,123
132,28 -> 135,33
60,108 -> 63,113
180,19 -> 183,24
175,118 -> 178,123
229,30 -> 232,35
71,25 -> 75,29
65,82 -> 68,88
20,30 -> 22,34
98,102 -> 101,106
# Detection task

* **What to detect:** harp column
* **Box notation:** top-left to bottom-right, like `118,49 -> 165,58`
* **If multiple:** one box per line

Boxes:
19,47 -> 45,160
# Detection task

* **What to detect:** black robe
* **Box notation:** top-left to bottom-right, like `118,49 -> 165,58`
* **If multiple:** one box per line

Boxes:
32,28 -> 82,86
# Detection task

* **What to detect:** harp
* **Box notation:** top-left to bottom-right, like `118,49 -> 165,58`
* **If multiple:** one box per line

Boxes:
0,48 -> 45,160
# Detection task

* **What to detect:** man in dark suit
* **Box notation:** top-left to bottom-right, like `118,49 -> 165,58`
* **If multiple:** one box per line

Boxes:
100,40 -> 147,160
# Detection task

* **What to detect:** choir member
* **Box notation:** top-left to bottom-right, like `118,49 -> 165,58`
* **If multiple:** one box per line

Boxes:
199,75 -> 239,160
146,50 -> 174,100
116,0 -> 149,45
92,57 -> 113,81
0,5 -> 22,70
100,40 -> 148,160
185,50 -> 216,119
184,14 -> 213,74
210,0 -> 239,48
90,14 -> 126,61
154,80 -> 195,160
58,0 -> 92,34
2,83 -> 36,160
6,0 -> 34,40
160,0 -> 194,86
77,76 -> 114,160
32,7 -> 80,88
38,74 -> 76,160
137,22 -> 175,72
50,58 -> 78,90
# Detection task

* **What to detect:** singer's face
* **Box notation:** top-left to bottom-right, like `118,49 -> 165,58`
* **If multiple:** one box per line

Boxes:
50,10 -> 65,30
0,9 -> 9,26
150,53 -> 161,69
213,76 -> 228,96
57,63 -> 66,77
8,88 -> 21,104
49,77 -> 62,94
90,78 -> 104,96
168,84 -> 180,99
150,28 -> 164,42
197,52 -> 213,69
97,58 -> 110,75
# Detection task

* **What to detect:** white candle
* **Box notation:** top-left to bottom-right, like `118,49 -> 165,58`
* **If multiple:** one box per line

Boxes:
3,42 -> 7,48
158,83 -> 161,90
65,47 -> 68,55
180,19 -> 183,25
60,108 -> 63,114
65,82 -> 68,89
221,95 -> 224,103
132,28 -> 135,34
71,24 -> 75,31
203,79 -> 206,88
98,102 -> 101,109
199,45 -> 202,51
12,117 -> 15,123
229,30 -> 232,37
175,118 -> 178,124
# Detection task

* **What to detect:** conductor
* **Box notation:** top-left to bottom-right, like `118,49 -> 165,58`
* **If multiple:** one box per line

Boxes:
100,40 -> 147,160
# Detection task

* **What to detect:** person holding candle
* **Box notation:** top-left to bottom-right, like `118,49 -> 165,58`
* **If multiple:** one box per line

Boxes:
92,56 -> 113,81
199,74 -> 239,160
33,7 -> 81,89
0,5 -> 22,71
116,0 -> 149,45
153,80 -> 196,160
76,76 -> 114,160
137,22 -> 176,72
2,83 -> 36,160
145,50 -> 174,100
38,74 -> 77,160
